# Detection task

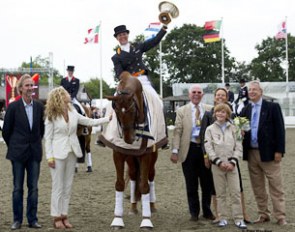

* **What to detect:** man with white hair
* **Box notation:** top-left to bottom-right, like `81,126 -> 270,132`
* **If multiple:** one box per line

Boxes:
240,80 -> 287,226
170,84 -> 215,222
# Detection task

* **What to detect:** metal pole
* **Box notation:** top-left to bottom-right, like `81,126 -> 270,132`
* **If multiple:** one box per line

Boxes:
160,41 -> 163,98
99,21 -> 103,110
49,52 -> 53,90
221,17 -> 225,84
285,16 -> 289,97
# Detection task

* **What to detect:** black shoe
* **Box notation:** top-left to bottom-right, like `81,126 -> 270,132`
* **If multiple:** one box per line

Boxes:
11,221 -> 21,230
96,140 -> 105,147
28,222 -> 42,229
86,166 -> 93,172
203,214 -> 216,220
189,216 -> 199,222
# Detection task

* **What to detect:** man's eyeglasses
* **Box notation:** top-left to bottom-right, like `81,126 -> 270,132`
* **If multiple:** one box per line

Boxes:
191,91 -> 202,94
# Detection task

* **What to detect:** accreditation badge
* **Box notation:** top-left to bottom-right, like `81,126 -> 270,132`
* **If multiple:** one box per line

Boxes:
192,126 -> 200,137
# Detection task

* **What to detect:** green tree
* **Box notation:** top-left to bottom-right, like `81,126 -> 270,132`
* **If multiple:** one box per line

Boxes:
162,24 -> 235,84
83,78 -> 115,99
250,34 -> 295,81
21,55 -> 62,85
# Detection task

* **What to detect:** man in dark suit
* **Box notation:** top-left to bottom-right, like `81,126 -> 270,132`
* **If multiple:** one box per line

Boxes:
2,74 -> 44,230
240,80 -> 287,226
225,83 -> 234,103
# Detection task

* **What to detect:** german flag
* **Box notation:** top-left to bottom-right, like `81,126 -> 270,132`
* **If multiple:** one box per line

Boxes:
203,30 -> 220,43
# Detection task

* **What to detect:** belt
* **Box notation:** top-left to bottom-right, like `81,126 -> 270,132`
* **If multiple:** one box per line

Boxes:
132,70 -> 145,77
250,147 -> 259,150
190,142 -> 202,147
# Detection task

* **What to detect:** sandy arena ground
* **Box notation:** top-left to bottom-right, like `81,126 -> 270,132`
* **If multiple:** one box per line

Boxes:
0,130 -> 295,232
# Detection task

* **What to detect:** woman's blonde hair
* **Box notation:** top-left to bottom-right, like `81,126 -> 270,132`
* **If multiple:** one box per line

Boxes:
213,103 -> 232,121
45,86 -> 72,121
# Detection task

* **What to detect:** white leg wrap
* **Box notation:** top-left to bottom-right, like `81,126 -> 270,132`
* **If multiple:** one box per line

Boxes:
86,152 -> 92,167
130,180 -> 136,203
114,191 -> 124,217
75,163 -> 79,168
149,181 -> 156,203
142,193 -> 151,218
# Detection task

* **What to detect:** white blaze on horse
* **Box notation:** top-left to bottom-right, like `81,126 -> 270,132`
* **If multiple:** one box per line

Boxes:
100,72 -> 167,230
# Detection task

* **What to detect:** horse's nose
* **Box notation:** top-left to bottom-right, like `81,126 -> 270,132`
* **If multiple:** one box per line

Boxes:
124,134 -> 135,144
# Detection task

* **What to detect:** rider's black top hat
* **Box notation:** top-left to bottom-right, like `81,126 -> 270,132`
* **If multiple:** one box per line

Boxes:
113,25 -> 130,37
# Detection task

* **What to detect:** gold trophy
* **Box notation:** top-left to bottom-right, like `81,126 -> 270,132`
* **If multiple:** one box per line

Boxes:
158,1 -> 179,25
7,75 -> 18,103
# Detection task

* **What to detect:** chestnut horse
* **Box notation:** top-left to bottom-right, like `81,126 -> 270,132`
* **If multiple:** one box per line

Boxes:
104,72 -> 159,229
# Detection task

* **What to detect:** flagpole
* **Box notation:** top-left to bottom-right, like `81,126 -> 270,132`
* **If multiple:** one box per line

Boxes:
159,41 -> 163,98
221,17 -> 225,84
285,16 -> 289,98
99,21 -> 103,110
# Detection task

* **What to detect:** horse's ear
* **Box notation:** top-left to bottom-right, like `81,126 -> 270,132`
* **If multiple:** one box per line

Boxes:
105,95 -> 119,101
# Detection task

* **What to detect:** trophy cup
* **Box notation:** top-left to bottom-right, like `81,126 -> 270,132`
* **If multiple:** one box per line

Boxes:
6,75 -> 18,103
158,1 -> 179,25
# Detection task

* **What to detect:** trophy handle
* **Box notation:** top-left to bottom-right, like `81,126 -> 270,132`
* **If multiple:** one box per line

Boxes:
159,12 -> 171,25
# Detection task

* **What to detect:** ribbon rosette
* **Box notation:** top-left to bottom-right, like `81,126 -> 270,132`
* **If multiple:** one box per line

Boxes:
233,116 -> 250,141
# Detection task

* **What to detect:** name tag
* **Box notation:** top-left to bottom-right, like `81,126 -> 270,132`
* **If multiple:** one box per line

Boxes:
192,126 -> 200,137
72,82 -> 76,84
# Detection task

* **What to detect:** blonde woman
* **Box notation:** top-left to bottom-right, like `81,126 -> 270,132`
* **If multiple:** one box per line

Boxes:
44,87 -> 111,229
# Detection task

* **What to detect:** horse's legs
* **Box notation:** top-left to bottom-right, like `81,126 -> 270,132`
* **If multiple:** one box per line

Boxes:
149,151 -> 158,212
125,157 -> 138,215
139,153 -> 153,229
111,151 -> 126,228
85,134 -> 92,172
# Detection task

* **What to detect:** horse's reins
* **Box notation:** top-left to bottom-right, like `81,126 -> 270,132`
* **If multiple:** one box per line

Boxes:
114,90 -> 144,140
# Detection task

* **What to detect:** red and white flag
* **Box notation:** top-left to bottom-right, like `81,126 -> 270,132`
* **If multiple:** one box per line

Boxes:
275,21 -> 287,40
84,25 -> 100,44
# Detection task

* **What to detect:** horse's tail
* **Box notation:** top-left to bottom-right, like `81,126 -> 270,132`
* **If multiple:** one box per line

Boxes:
134,157 -> 141,202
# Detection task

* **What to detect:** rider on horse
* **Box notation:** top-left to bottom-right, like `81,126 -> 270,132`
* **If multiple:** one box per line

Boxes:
61,65 -> 88,135
111,24 -> 168,149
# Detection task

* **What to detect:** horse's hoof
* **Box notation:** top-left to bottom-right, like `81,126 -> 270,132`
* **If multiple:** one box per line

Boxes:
140,219 -> 153,230
140,227 -> 153,231
110,217 -> 124,229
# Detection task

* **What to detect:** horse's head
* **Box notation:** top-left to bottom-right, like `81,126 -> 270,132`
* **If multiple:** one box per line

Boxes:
106,72 -> 145,144
106,90 -> 138,144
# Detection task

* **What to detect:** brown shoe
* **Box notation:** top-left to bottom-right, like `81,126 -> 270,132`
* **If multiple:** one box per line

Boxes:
254,215 -> 270,224
61,215 -> 73,228
53,217 -> 65,229
277,218 -> 287,226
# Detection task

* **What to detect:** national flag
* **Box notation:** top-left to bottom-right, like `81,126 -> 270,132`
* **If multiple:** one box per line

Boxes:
275,21 -> 287,40
144,22 -> 161,41
84,25 -> 100,44
204,20 -> 222,31
203,30 -> 221,43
